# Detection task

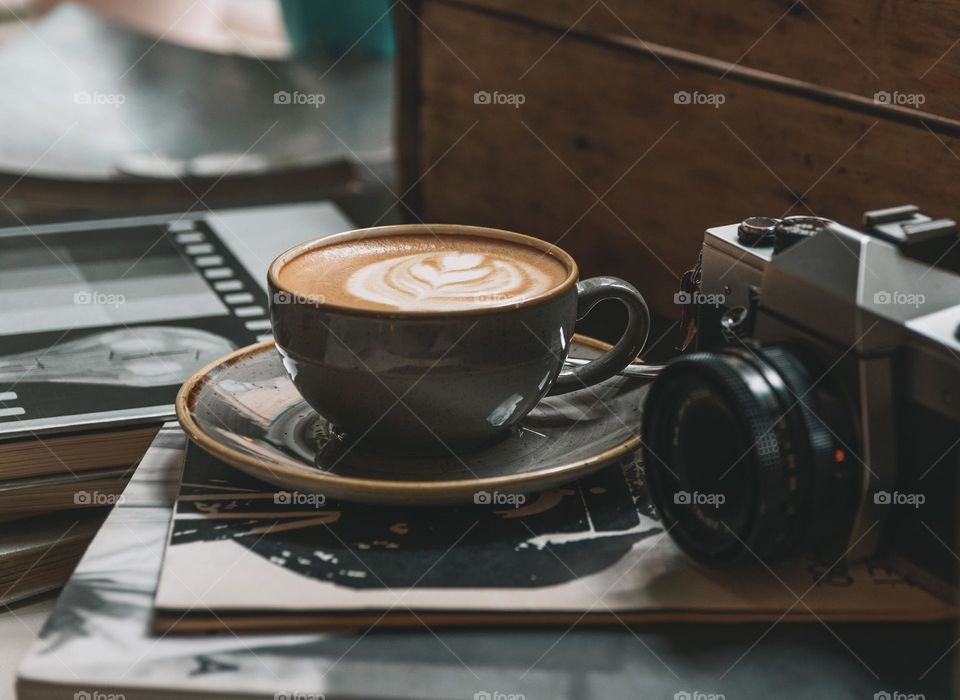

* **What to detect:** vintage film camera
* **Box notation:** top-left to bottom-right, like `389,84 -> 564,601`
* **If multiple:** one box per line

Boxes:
643,206 -> 960,599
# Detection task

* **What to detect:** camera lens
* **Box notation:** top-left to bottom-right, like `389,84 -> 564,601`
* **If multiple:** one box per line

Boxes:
642,346 -> 860,565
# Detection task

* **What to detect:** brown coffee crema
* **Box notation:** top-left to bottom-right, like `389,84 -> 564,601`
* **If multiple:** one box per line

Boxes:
278,234 -> 570,312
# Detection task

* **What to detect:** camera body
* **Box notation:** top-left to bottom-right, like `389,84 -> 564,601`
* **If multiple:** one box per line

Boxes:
645,207 -> 960,599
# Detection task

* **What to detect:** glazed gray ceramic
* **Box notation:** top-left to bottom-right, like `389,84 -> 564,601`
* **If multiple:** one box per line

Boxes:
176,336 -> 650,505
267,224 -> 650,452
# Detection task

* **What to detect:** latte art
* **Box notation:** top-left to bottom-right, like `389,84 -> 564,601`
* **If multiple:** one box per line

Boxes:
346,251 -> 555,310
276,233 -> 570,313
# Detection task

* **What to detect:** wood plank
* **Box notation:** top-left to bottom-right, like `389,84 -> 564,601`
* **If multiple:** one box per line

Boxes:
407,1 -> 960,318
395,0 -> 425,218
439,0 -> 960,121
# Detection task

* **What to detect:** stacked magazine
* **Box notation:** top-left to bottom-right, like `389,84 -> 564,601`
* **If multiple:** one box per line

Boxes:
0,511 -> 105,603
16,425 -> 956,699
0,211 -> 270,603
153,445 -> 955,632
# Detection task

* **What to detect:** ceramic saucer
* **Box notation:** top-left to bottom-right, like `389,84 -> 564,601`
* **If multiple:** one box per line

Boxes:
176,335 -> 650,505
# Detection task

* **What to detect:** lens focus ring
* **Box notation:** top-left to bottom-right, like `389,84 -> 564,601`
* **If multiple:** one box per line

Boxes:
642,345 -> 857,565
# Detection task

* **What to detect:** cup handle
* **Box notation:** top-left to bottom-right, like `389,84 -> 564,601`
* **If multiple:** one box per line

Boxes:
548,276 -> 651,395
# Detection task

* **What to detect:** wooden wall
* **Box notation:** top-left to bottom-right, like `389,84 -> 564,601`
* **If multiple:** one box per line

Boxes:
397,0 -> 960,329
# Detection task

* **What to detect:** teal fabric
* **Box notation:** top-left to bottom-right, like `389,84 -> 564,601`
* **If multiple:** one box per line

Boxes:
280,0 -> 396,57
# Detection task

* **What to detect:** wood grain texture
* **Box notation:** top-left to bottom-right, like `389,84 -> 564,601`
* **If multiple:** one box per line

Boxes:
402,1 -> 960,317
442,0 -> 960,121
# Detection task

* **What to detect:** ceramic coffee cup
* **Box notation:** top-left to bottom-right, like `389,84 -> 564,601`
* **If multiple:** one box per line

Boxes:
267,224 -> 650,453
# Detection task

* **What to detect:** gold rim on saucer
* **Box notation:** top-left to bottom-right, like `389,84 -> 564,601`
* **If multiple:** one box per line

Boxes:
175,335 -> 646,505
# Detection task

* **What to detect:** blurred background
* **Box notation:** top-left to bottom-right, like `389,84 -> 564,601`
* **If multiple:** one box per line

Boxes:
3,0 -> 959,353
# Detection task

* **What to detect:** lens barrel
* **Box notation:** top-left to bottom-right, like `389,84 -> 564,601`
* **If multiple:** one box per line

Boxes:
642,345 -> 859,565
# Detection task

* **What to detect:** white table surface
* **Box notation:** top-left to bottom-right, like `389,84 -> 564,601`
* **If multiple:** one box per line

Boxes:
0,595 -> 55,699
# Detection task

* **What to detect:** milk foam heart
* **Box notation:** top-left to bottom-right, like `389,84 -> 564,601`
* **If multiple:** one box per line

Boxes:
345,250 -> 554,310
278,233 -> 569,312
